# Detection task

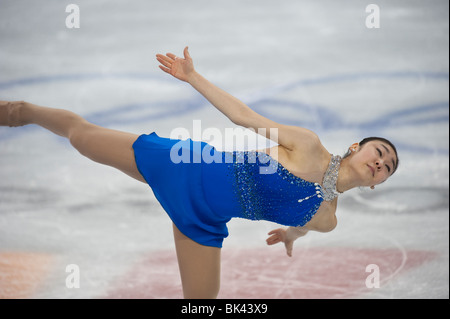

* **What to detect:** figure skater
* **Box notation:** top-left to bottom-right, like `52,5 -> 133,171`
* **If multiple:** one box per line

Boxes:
0,47 -> 399,299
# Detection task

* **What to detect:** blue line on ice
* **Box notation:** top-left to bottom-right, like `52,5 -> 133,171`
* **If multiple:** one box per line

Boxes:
0,71 -> 448,155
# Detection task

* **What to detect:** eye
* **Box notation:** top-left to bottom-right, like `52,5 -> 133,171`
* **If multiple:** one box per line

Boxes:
377,148 -> 382,156
377,148 -> 391,173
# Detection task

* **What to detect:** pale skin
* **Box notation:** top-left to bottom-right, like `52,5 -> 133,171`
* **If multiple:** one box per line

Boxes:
1,46 -> 397,298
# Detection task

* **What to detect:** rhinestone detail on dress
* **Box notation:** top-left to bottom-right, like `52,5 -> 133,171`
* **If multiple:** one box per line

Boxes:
321,155 -> 342,201
225,151 -> 341,227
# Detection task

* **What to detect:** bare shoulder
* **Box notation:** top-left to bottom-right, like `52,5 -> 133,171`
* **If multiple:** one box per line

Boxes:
287,127 -> 327,154
282,127 -> 330,169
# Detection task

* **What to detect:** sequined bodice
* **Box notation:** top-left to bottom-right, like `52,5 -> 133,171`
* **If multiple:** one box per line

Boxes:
201,150 -> 342,228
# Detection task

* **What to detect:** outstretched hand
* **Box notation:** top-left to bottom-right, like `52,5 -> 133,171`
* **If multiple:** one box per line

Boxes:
156,46 -> 195,82
266,228 -> 295,257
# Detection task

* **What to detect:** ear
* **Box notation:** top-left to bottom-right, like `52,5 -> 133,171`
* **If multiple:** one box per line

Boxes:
349,142 -> 359,152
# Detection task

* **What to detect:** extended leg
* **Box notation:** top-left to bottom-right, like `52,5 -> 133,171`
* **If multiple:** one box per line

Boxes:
1,101 -> 146,183
173,224 -> 221,299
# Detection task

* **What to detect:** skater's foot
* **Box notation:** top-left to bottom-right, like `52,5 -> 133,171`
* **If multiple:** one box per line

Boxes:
0,101 -> 28,127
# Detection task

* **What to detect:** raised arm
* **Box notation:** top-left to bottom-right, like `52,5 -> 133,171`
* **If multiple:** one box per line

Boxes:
156,47 -> 318,151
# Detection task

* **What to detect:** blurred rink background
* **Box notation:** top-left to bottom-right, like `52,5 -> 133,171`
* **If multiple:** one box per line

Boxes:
0,0 -> 448,299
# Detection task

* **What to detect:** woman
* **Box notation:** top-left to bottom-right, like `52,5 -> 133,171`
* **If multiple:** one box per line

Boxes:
0,47 -> 399,299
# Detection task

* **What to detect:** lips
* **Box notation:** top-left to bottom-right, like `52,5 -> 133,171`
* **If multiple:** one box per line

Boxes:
368,164 -> 375,177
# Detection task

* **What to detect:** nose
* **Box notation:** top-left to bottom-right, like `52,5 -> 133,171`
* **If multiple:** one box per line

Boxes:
375,159 -> 384,170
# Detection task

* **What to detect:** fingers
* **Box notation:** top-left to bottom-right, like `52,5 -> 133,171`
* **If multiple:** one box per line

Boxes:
156,50 -> 183,72
183,46 -> 191,60
267,228 -> 294,257
266,228 -> 283,245
266,233 -> 281,246
286,242 -> 293,257
156,47 -> 192,79
156,46 -> 189,62
268,228 -> 282,236
156,55 -> 172,69
163,47 -> 189,61
266,238 -> 279,246
166,53 -> 177,60
158,65 -> 171,74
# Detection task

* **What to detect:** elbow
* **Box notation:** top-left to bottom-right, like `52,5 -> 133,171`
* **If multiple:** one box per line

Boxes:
230,115 -> 244,127
229,108 -> 253,127
314,216 -> 337,233
323,216 -> 338,233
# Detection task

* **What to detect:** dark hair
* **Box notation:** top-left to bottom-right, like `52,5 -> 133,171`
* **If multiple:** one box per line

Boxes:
344,137 -> 399,174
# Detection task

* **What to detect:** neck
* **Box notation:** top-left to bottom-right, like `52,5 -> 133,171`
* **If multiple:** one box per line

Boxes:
336,158 -> 359,193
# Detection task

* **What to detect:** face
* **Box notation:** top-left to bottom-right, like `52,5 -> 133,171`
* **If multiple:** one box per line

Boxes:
348,140 -> 397,187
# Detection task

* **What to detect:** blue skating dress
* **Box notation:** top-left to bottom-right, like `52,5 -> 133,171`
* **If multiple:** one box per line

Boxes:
133,132 -> 341,248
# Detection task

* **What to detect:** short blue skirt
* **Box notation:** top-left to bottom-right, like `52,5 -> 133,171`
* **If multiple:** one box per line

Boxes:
132,132 -> 231,248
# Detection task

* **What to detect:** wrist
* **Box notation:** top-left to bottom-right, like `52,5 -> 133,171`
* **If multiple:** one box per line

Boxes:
186,70 -> 200,85
288,227 -> 308,240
